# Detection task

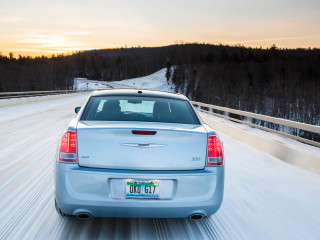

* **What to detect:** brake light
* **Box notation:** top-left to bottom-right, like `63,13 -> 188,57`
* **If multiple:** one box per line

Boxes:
207,135 -> 223,166
132,130 -> 157,135
59,130 -> 77,162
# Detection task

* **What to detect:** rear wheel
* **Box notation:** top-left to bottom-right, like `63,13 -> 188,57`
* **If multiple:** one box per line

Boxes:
55,199 -> 68,216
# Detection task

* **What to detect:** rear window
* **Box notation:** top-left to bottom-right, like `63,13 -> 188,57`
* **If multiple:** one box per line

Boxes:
81,96 -> 200,125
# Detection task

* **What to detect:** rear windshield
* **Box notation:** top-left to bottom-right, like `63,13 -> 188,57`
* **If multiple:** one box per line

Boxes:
81,96 -> 200,125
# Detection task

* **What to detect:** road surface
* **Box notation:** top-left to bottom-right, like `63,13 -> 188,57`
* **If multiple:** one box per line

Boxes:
1,94 -> 320,240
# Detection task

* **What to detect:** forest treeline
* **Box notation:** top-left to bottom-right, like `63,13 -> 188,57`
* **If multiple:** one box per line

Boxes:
0,44 -> 319,139
167,45 -> 320,140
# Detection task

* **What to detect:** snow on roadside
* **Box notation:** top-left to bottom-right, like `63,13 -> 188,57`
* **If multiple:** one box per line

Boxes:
74,68 -> 175,93
0,94 -> 89,124
199,111 -> 320,158
110,68 -> 174,92
73,78 -> 110,90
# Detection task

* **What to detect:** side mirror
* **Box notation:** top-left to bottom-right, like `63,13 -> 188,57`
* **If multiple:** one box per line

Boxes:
75,107 -> 81,114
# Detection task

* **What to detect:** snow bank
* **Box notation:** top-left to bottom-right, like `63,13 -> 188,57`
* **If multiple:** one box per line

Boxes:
200,112 -> 320,173
73,68 -> 175,93
110,68 -> 174,92
0,92 -> 89,108
73,78 -> 110,90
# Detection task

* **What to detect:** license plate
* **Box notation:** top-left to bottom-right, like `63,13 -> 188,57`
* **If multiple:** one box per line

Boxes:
126,180 -> 160,198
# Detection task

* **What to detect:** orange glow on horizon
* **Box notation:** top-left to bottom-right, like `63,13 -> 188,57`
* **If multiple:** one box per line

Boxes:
2,40 -> 319,58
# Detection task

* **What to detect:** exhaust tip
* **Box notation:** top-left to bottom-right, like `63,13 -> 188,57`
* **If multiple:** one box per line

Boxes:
75,212 -> 92,220
189,213 -> 204,220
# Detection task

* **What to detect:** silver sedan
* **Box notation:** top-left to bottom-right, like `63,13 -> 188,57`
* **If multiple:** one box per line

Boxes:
55,89 -> 224,220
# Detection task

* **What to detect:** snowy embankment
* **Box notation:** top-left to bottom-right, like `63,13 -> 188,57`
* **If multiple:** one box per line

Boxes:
74,68 -> 174,92
0,94 -> 320,239
0,92 -> 87,108
199,112 -> 320,173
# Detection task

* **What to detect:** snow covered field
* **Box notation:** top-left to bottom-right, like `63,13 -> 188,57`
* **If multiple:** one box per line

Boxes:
74,68 -> 174,92
1,70 -> 320,239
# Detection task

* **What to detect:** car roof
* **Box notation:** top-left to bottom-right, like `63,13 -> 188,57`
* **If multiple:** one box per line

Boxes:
90,89 -> 188,101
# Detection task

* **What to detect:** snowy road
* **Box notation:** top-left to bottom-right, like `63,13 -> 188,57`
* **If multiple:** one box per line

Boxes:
1,94 -> 320,240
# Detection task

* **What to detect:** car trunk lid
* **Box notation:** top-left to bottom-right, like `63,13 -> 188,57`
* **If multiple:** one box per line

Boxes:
77,121 -> 207,170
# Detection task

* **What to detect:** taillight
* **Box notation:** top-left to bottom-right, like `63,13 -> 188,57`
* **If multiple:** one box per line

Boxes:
207,135 -> 223,166
59,130 -> 77,162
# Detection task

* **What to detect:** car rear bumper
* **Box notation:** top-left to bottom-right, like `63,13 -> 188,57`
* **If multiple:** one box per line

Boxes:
55,162 -> 224,218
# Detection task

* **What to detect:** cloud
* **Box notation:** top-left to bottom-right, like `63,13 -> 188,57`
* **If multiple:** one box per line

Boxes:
0,16 -> 24,23
16,32 -> 88,47
12,32 -> 93,54
62,32 -> 92,36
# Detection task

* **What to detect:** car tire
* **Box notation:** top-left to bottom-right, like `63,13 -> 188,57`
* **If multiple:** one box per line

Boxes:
55,199 -> 68,216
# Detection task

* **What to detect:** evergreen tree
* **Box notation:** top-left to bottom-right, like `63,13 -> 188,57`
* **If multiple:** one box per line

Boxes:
165,58 -> 172,83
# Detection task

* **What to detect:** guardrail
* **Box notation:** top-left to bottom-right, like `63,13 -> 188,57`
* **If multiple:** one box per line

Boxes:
192,101 -> 320,148
0,90 -> 90,99
1,90 -> 319,148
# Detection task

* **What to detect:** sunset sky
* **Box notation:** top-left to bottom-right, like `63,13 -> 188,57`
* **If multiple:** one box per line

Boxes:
1,0 -> 320,57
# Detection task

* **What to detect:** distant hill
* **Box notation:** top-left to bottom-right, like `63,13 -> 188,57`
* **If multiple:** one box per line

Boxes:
0,44 -> 319,140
